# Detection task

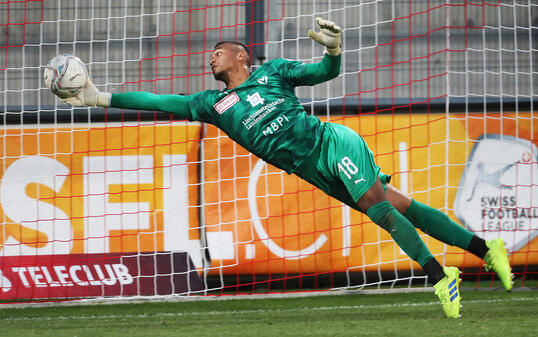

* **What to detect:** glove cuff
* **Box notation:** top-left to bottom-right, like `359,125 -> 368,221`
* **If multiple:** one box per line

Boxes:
96,92 -> 112,107
326,46 -> 341,56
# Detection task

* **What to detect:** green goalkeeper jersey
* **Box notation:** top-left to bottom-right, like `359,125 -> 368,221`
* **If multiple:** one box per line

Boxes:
110,53 -> 341,173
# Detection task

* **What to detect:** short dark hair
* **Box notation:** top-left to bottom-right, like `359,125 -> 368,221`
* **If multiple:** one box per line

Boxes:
213,41 -> 252,67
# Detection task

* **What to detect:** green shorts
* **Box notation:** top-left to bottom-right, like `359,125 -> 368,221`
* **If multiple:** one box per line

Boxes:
294,122 -> 391,212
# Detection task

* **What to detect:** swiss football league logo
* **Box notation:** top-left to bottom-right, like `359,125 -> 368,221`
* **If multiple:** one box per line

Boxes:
454,134 -> 538,253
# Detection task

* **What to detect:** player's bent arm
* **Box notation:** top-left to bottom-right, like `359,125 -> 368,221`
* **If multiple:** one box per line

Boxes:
295,53 -> 341,86
283,16 -> 341,86
110,92 -> 193,120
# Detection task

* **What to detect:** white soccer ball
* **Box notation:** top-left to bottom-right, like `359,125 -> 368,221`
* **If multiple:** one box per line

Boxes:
43,54 -> 88,98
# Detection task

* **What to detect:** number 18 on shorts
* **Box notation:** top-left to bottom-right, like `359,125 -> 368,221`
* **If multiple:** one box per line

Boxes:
337,157 -> 366,185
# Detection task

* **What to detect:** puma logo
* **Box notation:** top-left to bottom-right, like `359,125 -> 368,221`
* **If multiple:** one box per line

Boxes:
354,177 -> 366,184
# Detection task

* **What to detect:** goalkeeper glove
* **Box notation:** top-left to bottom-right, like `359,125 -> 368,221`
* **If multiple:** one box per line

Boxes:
61,78 -> 111,108
308,17 -> 342,56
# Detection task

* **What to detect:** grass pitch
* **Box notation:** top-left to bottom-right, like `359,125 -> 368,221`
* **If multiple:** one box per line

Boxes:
1,290 -> 537,337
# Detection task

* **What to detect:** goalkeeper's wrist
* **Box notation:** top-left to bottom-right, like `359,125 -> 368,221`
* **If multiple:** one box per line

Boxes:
326,46 -> 341,56
96,92 -> 112,107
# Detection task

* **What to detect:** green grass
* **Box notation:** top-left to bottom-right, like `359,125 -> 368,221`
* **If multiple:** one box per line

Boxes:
1,290 -> 537,337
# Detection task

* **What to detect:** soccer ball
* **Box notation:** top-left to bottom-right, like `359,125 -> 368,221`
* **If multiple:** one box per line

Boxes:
43,54 -> 88,98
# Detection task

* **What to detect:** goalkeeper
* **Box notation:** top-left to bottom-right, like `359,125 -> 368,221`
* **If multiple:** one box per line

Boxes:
55,18 -> 512,318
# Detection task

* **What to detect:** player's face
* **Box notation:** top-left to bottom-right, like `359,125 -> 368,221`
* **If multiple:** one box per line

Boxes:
210,45 -> 239,81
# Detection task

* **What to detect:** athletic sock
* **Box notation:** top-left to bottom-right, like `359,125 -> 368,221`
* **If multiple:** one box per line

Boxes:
422,257 -> 445,285
366,201 -> 434,267
403,199 -> 474,251
467,235 -> 488,259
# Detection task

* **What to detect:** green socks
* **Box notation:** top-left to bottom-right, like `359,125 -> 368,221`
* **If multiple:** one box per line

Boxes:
403,200 -> 474,251
366,201 -> 434,267
365,199 -> 481,278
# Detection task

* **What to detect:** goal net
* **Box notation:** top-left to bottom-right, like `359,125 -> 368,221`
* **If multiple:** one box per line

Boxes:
0,0 -> 536,301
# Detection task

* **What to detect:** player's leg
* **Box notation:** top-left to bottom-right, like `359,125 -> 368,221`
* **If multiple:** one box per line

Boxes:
295,123 -> 461,317
357,179 -> 461,318
313,123 -> 451,284
326,121 -> 461,317
322,122 -> 447,286
385,184 -> 481,255
329,122 -> 462,317
357,179 -> 444,283
385,183 -> 513,290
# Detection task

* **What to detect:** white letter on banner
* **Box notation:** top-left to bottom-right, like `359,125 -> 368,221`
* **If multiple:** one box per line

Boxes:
69,265 -> 89,286
94,265 -> 117,286
162,154 -> 202,268
83,155 -> 153,253
112,264 -> 133,285
53,266 -> 73,286
0,156 -> 72,256
27,267 -> 47,287
11,267 -> 30,287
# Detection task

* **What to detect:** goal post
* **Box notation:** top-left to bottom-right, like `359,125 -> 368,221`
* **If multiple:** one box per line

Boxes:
0,0 -> 536,302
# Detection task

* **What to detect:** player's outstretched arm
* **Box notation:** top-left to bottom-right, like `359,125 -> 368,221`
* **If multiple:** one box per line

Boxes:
54,70 -> 193,119
110,91 -> 192,118
308,17 -> 342,56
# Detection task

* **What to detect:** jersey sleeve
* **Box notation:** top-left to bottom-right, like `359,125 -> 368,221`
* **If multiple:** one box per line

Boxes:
110,92 -> 195,120
276,53 -> 341,87
186,90 -> 220,124
110,91 -> 220,123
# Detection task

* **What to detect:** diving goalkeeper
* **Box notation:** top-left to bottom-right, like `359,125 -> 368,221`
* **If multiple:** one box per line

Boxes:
53,18 -> 513,318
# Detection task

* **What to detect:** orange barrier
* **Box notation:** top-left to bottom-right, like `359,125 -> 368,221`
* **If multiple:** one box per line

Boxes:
202,113 -> 538,274
0,114 -> 536,278
0,124 -> 201,256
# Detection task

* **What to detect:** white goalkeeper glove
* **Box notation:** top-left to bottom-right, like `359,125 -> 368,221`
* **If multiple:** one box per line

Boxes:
308,17 -> 342,56
61,78 -> 111,108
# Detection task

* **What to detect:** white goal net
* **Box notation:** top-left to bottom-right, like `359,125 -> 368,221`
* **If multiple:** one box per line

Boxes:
0,0 -> 536,301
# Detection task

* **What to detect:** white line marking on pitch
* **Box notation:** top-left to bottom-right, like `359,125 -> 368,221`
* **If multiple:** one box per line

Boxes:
1,297 -> 536,322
